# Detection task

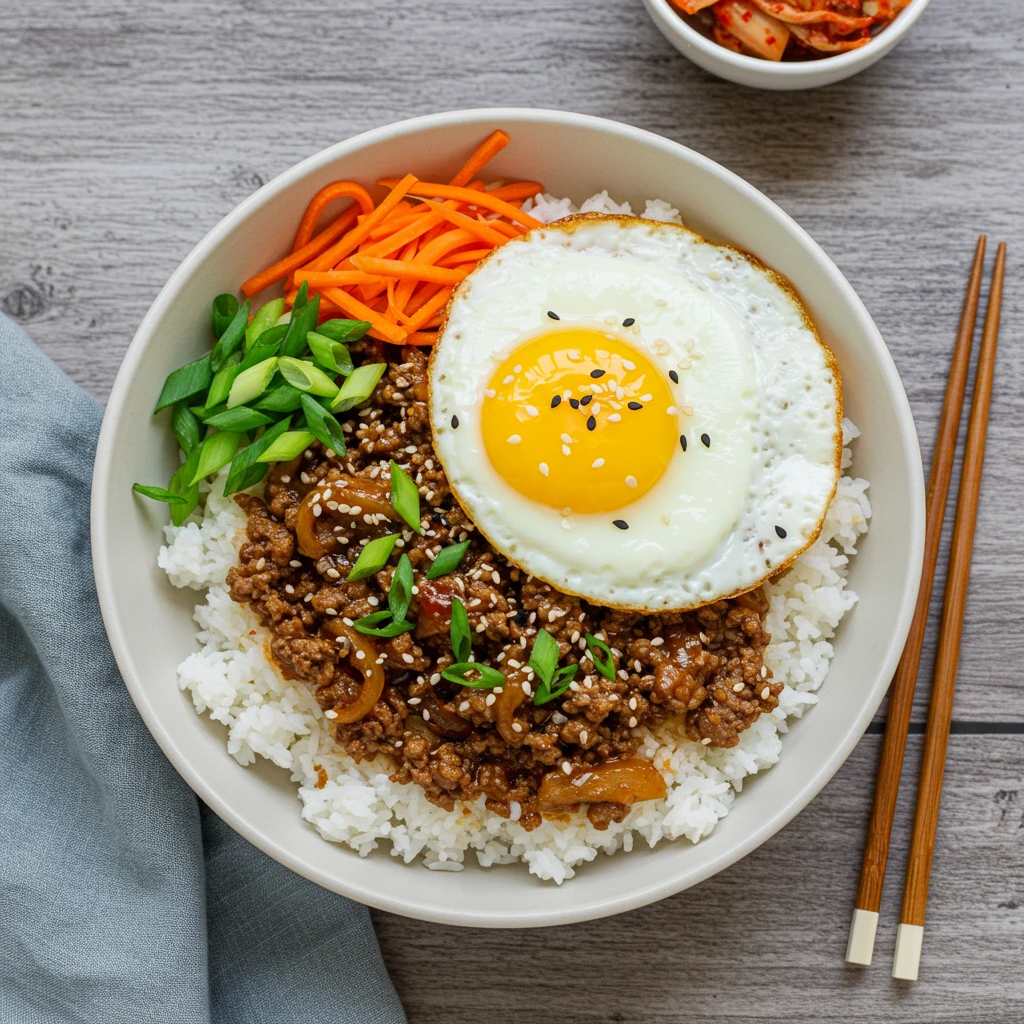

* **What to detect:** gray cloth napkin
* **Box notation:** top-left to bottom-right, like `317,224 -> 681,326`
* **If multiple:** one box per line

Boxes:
0,315 -> 406,1024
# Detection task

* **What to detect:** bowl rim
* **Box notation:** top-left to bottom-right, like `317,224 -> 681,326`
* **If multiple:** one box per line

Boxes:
645,0 -> 933,80
92,107 -> 924,927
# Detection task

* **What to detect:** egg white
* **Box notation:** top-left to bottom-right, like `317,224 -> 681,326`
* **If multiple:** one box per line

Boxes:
430,214 -> 842,612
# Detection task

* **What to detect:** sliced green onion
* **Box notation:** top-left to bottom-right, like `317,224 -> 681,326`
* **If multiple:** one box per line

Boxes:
211,294 -> 239,338
316,318 -> 371,343
307,331 -> 354,376
425,539 -> 470,580
168,444 -> 202,525
441,662 -> 505,689
154,353 -> 213,412
255,384 -> 305,413
280,291 -> 321,359
210,299 -> 250,372
331,362 -> 386,412
245,297 -> 286,349
352,610 -> 415,638
278,356 -> 339,398
529,628 -> 559,687
300,394 -> 346,456
226,356 -> 278,408
203,406 -> 273,431
223,417 -> 291,496
534,664 -> 578,706
293,280 -> 310,308
205,358 -> 241,409
238,325 -> 287,372
388,554 -> 414,623
389,459 -> 421,534
347,533 -> 399,582
190,431 -> 241,484
255,429 -> 315,464
450,597 -> 472,663
132,482 -> 188,505
585,633 -> 616,680
171,403 -> 202,455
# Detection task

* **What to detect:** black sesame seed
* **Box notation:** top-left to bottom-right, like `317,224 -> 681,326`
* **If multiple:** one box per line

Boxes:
627,401 -> 643,411
569,398 -> 580,409
580,394 -> 593,406
551,395 -> 562,409
547,310 -> 560,320
612,520 -> 629,530
590,369 -> 606,379
513,608 -> 529,626
586,415 -> 596,431
669,369 -> 679,384
680,434 -> 687,451
700,432 -> 711,448
775,525 -> 788,539
451,415 -> 460,429
622,317 -> 635,327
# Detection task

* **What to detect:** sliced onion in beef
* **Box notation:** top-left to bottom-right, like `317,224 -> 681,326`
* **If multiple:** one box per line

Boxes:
320,620 -> 385,723
418,689 -> 472,739
537,759 -> 667,810
493,670 -> 528,745
295,476 -> 397,559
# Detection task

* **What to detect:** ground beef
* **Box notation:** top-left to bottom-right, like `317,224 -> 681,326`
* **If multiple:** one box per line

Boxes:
226,345 -> 781,830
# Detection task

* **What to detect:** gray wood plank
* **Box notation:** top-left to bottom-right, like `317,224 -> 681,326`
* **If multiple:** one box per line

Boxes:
3,0 -> 1023,1018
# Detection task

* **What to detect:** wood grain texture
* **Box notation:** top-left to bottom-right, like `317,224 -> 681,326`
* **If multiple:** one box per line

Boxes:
2,0 -> 1022,1018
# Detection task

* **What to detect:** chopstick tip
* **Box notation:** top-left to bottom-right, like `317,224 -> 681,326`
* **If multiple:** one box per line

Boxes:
845,908 -> 879,966
892,922 -> 924,981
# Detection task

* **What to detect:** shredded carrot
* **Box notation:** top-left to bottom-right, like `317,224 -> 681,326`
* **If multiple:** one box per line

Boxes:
417,200 -> 509,247
448,129 -> 510,187
483,219 -> 522,239
292,182 -> 375,252
404,330 -> 439,346
438,247 -> 493,266
367,209 -> 429,241
322,287 -> 407,345
294,271 -> 383,289
406,287 -> 453,331
242,203 -> 361,297
378,180 -> 541,229
486,181 -> 543,202
351,255 -> 470,285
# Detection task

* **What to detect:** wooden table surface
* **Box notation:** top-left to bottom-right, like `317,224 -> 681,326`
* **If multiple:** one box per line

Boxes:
3,0 -> 1022,1019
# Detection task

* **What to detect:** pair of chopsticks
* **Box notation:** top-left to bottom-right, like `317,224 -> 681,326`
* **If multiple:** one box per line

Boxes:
846,236 -> 1007,980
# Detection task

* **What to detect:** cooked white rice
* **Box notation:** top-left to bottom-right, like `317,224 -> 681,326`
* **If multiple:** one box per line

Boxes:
158,194 -> 870,884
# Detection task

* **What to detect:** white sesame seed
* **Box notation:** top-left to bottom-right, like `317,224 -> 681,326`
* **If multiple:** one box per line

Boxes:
284,584 -> 294,594
641,393 -> 653,402
701,737 -> 712,746
313,503 -> 322,517
525,405 -> 539,417
622,360 -> 635,370
476,622 -> 486,633
325,607 -> 338,616
507,434 -> 521,444
629,696 -> 638,710
608,413 -> 621,423
404,445 -> 417,454
651,637 -> 664,647
255,557 -> 266,570
485,693 -> 496,706
562,444 -> 572,456
484,388 -> 496,398
430,673 -> 441,684
511,722 -> 523,733
682,404 -> 694,416
349,505 -> 362,515
538,462 -> 549,476
422,710 -> 431,722
324,709 -> 338,719
355,650 -> 365,660
280,475 -> 291,484
289,559 -> 301,568
761,686 -> 771,700
570,630 -> 580,643
503,374 -> 514,385
625,475 -> 638,488
522,681 -> 533,696
411,585 -> 419,595
459,701 -> 470,712
561,433 -> 573,444
343,617 -> 354,625
562,761 -> 572,775
667,406 -> 678,415
733,682 -> 744,693
591,458 -> 605,469
407,697 -> 421,705
579,730 -> 589,744
300,472 -> 311,484
368,596 -> 379,607
401,653 -> 414,664
491,570 -> 501,584
699,632 -> 709,643
304,593 -> 313,603
326,568 -> 340,579
629,716 -> 638,728
761,666 -> 768,678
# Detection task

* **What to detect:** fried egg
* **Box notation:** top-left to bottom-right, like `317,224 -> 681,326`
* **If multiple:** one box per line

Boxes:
429,214 -> 841,612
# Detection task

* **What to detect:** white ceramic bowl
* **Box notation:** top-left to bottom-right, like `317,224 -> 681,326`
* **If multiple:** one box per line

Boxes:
92,108 -> 924,927
642,0 -> 933,90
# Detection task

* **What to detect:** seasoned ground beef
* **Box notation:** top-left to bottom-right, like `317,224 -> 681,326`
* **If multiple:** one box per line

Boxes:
226,345 -> 781,830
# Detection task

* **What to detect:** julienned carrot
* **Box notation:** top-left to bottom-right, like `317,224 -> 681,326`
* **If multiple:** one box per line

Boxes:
449,129 -> 510,188
405,331 -> 439,345
418,200 -> 509,247
406,286 -> 453,331
415,228 -> 481,266
294,270 -> 382,288
439,247 -> 493,266
485,220 -> 522,239
292,181 -> 375,252
367,209 -> 429,240
378,180 -> 541,229
486,181 -> 543,202
351,254 -> 470,285
323,287 -> 407,345
304,173 -> 419,274
241,203 -> 361,297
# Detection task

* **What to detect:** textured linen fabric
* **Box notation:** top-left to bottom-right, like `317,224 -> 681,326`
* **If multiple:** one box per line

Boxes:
0,315 -> 406,1024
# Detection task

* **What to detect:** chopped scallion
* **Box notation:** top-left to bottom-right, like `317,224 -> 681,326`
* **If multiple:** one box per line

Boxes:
171,403 -> 202,455
307,331 -> 354,376
211,294 -> 239,338
331,362 -> 386,412
238,325 -> 287,372
441,662 -> 505,689
389,459 -> 421,534
255,384 -> 305,413
154,353 -> 213,412
278,356 -> 340,398
245,298 -> 286,349
223,417 -> 291,496
352,611 -> 415,637
205,357 -> 242,409
255,429 -> 315,464
210,299 -> 250,372
346,533 -> 399,582
190,431 -> 241,484
529,628 -> 559,685
316,318 -> 372,343
533,664 -> 577,705
280,291 -> 321,359
168,444 -> 202,525
226,356 -> 278,408
426,539 -> 471,579
585,633 -> 617,680
299,393 -> 346,456
450,597 -> 472,663
203,406 -> 273,431
132,483 -> 188,505
388,554 -> 414,623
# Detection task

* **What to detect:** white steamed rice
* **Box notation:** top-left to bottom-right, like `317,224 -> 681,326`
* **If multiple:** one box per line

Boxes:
158,192 -> 871,883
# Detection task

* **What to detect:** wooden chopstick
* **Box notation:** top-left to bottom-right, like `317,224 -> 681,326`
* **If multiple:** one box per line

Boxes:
892,241 -> 1007,982
845,236 -> 988,967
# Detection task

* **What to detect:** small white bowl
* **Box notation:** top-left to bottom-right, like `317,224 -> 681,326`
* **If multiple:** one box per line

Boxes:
92,109 -> 924,927
643,0 -> 933,90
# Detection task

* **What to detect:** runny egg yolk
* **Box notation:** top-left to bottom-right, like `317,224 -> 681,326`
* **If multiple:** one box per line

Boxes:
480,328 -> 678,514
